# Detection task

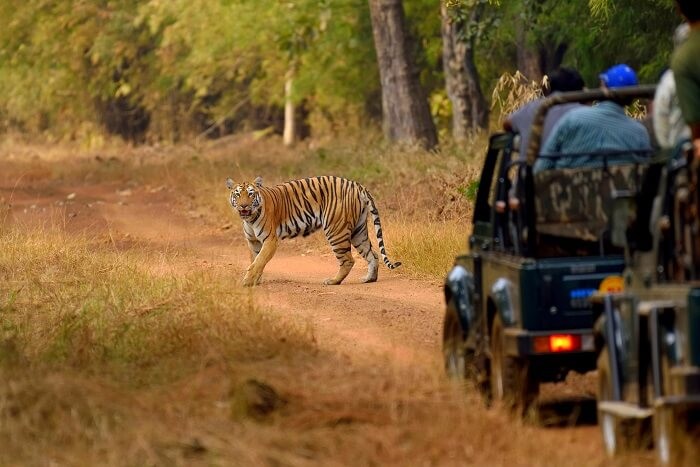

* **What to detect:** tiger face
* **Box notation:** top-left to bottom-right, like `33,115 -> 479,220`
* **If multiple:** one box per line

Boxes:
226,177 -> 263,220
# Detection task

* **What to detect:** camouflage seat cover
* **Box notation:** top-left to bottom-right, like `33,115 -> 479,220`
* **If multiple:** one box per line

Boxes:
534,164 -> 644,242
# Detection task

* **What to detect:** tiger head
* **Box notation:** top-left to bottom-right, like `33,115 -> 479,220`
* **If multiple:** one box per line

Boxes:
226,176 -> 263,220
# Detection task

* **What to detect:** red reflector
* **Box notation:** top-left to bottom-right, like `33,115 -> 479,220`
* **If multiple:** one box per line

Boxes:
549,334 -> 580,352
533,336 -> 550,353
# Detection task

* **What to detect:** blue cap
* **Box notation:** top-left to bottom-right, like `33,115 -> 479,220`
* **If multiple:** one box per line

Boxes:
599,64 -> 638,88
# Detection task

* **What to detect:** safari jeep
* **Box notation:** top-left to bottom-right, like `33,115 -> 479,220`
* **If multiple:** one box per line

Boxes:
594,139 -> 700,465
442,86 -> 657,413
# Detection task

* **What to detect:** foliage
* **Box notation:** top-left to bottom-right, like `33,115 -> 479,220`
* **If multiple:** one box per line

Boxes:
0,0 -> 685,143
0,0 -> 381,141
458,180 -> 480,202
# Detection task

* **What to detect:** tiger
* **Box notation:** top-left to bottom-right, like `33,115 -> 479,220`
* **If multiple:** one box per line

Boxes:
225,175 -> 401,286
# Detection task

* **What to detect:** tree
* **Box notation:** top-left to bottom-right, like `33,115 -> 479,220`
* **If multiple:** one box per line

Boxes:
441,0 -> 490,139
508,1 -> 571,81
368,0 -> 438,149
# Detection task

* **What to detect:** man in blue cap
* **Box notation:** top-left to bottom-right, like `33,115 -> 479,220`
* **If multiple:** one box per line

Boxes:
534,64 -> 651,173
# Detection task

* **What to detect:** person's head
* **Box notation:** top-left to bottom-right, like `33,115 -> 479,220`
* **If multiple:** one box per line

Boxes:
675,0 -> 700,23
543,67 -> 585,96
599,64 -> 638,89
673,22 -> 691,48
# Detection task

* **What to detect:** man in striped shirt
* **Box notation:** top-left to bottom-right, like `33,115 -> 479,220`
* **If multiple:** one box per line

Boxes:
533,64 -> 651,173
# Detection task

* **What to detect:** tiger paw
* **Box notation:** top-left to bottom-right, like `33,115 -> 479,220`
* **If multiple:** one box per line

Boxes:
323,278 -> 341,285
242,274 -> 256,287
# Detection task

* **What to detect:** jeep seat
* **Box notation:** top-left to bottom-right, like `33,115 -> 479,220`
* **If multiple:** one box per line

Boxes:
534,163 -> 646,242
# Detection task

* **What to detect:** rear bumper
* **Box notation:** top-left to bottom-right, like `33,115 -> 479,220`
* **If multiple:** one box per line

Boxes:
503,328 -> 597,380
503,328 -> 595,357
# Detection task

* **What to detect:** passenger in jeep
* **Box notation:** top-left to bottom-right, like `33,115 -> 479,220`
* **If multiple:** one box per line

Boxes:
672,0 -> 700,160
533,64 -> 651,173
654,23 -> 691,154
503,67 -> 585,159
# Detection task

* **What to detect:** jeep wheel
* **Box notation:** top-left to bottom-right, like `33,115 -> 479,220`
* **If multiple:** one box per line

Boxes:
489,315 -> 538,414
442,303 -> 473,380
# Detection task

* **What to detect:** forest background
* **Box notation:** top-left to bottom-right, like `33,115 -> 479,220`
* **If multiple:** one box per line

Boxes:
0,0 -> 682,147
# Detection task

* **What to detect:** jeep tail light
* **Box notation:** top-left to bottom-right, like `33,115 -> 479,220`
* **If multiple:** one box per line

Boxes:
550,334 -> 579,352
533,334 -> 582,353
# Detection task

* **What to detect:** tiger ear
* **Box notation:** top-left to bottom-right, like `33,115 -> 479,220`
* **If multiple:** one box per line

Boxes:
226,178 -> 235,190
254,176 -> 263,187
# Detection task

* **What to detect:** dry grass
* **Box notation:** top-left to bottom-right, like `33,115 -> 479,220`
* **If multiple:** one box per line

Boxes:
389,218 -> 468,280
491,71 -> 545,123
0,226 -> 313,374
0,225 -> 312,465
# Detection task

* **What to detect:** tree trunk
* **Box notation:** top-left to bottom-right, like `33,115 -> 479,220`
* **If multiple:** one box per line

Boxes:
368,0 -> 438,150
440,2 -> 489,140
515,19 -> 542,82
514,1 -> 567,81
539,42 -> 567,77
283,69 -> 296,147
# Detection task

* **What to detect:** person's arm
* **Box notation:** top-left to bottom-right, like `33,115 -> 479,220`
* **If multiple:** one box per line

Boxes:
672,56 -> 700,158
653,72 -> 674,149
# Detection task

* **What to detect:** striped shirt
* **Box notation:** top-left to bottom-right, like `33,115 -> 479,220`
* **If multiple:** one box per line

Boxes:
534,101 -> 651,173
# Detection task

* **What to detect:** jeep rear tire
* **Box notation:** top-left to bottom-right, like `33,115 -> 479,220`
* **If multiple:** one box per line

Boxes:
443,303 -> 474,381
489,315 -> 538,414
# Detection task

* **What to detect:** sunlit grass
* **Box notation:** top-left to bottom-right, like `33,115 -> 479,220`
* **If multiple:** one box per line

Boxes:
388,219 -> 468,281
